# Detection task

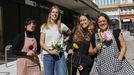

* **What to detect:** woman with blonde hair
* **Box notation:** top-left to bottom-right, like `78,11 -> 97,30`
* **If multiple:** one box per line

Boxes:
40,5 -> 71,75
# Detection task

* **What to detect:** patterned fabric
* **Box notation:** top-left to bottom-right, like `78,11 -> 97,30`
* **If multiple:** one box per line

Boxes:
91,32 -> 134,75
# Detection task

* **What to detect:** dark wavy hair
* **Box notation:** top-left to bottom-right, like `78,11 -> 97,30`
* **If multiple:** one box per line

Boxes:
24,18 -> 36,26
74,13 -> 94,42
96,13 -> 110,27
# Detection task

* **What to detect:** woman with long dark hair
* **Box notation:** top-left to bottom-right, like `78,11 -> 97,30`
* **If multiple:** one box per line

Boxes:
12,18 -> 41,75
67,13 -> 96,75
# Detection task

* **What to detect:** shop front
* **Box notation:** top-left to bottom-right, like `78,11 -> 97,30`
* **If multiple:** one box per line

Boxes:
120,15 -> 134,33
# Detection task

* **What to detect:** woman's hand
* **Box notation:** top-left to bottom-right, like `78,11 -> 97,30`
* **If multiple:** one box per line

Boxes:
96,43 -> 102,50
78,65 -> 83,71
64,36 -> 70,44
48,49 -> 60,55
94,43 -> 103,53
27,50 -> 36,56
68,49 -> 74,54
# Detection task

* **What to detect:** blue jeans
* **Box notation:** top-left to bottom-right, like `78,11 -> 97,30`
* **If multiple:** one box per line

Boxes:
43,53 -> 67,75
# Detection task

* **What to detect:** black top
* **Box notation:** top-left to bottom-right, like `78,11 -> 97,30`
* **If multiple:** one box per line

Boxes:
66,33 -> 96,54
66,33 -> 96,68
12,31 -> 40,56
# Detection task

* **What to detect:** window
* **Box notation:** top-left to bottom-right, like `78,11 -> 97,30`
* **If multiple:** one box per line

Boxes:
122,0 -> 128,3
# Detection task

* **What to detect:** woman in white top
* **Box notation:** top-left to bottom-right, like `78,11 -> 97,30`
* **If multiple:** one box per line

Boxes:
40,5 -> 71,75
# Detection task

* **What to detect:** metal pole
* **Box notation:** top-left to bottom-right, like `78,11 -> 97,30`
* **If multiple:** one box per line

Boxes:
5,45 -> 12,67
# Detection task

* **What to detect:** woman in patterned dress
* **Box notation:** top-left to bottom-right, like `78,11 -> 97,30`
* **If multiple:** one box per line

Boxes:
12,18 -> 41,75
91,13 -> 134,75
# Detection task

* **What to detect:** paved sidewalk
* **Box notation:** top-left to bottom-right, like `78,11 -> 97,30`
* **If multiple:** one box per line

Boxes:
0,54 -> 44,75
125,40 -> 134,67
0,61 -> 16,75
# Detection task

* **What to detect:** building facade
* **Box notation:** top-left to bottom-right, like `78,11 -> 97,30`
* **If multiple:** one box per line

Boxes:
0,0 -> 78,53
93,0 -> 134,33
0,0 -> 100,54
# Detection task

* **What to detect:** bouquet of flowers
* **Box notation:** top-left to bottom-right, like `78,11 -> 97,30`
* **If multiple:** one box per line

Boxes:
51,42 -> 63,51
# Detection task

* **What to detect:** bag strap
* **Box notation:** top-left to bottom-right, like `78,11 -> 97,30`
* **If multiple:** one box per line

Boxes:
113,29 -> 121,51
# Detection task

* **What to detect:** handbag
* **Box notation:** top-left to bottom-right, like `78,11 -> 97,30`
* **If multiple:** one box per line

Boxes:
80,53 -> 94,68
68,50 -> 94,68
71,51 -> 81,67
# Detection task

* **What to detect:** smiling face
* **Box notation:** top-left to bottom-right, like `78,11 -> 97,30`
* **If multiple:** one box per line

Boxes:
97,16 -> 109,31
79,15 -> 90,28
49,7 -> 59,22
25,22 -> 36,32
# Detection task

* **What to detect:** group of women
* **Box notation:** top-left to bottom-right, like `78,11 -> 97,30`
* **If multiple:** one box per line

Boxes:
12,5 -> 134,75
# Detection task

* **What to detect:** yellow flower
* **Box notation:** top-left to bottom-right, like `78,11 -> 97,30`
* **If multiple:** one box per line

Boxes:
73,43 -> 79,49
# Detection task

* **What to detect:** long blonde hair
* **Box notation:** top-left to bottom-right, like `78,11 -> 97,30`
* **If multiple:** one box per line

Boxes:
42,5 -> 61,33
74,13 -> 94,42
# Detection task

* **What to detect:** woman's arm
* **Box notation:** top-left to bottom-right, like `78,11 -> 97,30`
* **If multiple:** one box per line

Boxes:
65,30 -> 76,53
40,32 -> 50,52
35,36 -> 41,55
88,43 -> 99,55
64,30 -> 71,44
66,29 -> 71,36
88,34 -> 102,55
12,33 -> 27,56
118,33 -> 127,60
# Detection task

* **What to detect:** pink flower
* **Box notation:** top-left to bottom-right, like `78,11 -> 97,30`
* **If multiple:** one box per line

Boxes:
101,31 -> 112,41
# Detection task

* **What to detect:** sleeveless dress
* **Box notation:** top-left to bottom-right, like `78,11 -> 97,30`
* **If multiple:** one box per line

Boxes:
91,32 -> 134,75
16,32 -> 41,75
